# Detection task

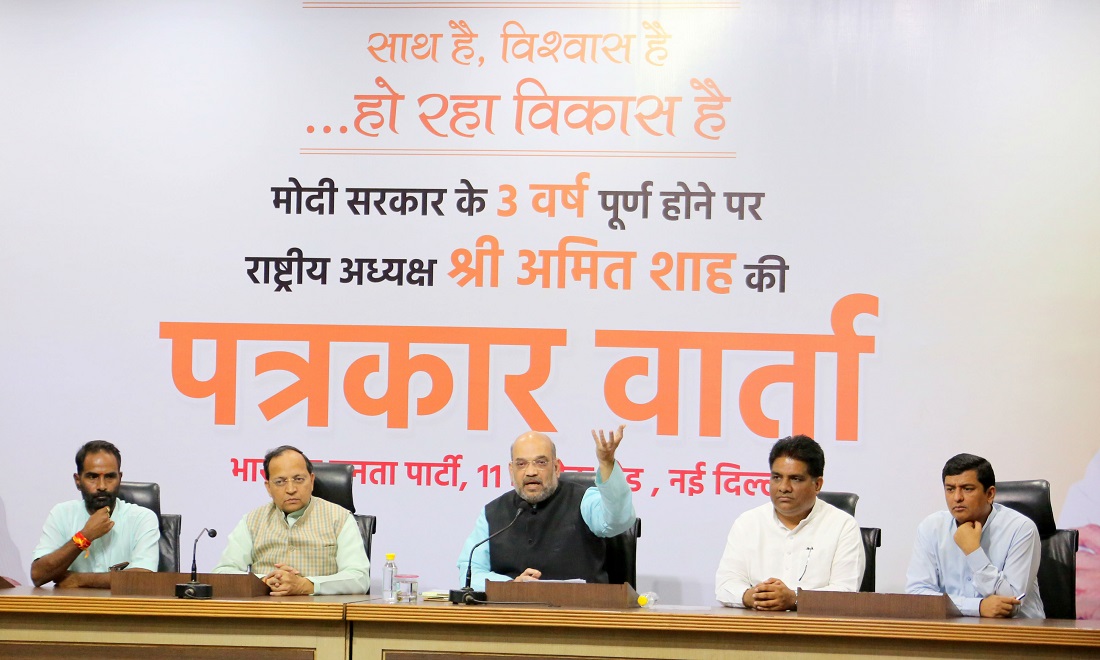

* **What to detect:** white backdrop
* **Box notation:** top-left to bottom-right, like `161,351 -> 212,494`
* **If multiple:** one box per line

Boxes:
1,0 -> 1098,607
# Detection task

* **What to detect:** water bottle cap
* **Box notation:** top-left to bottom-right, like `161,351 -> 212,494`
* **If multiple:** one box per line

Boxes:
637,595 -> 648,606
386,553 -> 396,560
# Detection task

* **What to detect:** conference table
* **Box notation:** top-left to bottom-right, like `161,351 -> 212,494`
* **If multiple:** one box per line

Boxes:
1,586 -> 1098,660
0,585 -> 355,660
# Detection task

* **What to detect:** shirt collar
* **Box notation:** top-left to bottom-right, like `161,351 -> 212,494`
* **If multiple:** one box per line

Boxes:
984,502 -> 1000,527
281,496 -> 313,522
771,498 -> 820,531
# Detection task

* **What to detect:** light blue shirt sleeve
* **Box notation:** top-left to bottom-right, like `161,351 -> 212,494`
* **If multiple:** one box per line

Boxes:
128,508 -> 161,572
581,463 -> 637,537
309,515 -> 371,595
33,504 -> 74,563
212,517 -> 253,574
456,464 -> 637,591
456,510 -> 514,591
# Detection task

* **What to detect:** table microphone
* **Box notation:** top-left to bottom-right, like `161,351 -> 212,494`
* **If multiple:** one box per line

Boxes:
176,528 -> 217,599
449,508 -> 523,605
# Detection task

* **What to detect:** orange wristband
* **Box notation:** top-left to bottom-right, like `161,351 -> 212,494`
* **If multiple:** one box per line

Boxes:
72,532 -> 91,551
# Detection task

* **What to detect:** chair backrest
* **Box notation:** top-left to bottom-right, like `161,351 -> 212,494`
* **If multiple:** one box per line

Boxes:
118,481 -> 181,572
310,463 -> 377,569
859,527 -> 881,593
558,471 -> 642,588
355,514 -> 377,563
996,479 -> 1079,618
119,481 -> 161,517
817,491 -> 859,517
1039,529 -> 1080,620
159,514 -> 182,573
995,480 -> 1057,536
311,463 -> 356,513
819,492 -> 874,592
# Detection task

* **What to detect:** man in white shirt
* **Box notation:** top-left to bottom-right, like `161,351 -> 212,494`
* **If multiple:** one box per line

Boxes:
213,445 -> 370,595
715,435 -> 865,610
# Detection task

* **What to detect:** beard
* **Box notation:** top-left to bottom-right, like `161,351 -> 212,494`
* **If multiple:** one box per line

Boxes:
515,479 -> 559,505
82,489 -> 118,514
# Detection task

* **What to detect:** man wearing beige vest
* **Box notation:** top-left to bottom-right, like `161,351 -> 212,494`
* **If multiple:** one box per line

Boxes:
213,445 -> 370,595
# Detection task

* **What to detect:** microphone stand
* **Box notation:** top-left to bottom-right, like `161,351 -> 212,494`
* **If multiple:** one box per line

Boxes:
176,528 -> 218,599
450,508 -> 523,605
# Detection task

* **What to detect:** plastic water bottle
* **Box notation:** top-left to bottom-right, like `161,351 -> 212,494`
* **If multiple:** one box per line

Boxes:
382,553 -> 398,603
637,591 -> 659,608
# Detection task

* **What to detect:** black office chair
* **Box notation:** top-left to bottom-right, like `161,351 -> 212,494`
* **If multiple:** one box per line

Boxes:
995,479 -> 1079,619
118,481 -> 181,572
818,491 -> 879,593
817,491 -> 858,517
558,471 -> 642,588
311,462 -> 378,564
859,527 -> 881,593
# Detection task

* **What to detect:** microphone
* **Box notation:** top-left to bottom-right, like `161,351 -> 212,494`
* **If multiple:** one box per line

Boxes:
449,508 -> 523,605
176,527 -> 218,599
190,528 -> 217,581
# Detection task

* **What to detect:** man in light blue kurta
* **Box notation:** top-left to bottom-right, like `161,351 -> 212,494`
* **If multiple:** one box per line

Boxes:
31,441 -> 159,588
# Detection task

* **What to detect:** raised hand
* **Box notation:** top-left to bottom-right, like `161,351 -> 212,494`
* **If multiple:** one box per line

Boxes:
592,424 -> 626,479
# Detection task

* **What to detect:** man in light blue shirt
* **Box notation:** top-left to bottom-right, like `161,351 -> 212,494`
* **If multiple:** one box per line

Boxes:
32,441 -> 159,588
457,425 -> 636,590
906,453 -> 1044,618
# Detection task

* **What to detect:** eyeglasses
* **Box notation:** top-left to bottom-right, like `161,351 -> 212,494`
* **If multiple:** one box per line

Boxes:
512,458 -> 552,470
269,475 -> 309,489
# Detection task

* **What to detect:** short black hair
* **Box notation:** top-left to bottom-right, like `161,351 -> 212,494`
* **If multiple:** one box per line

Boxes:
942,453 -> 995,490
75,440 -> 122,474
768,434 -> 825,478
263,445 -> 313,480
